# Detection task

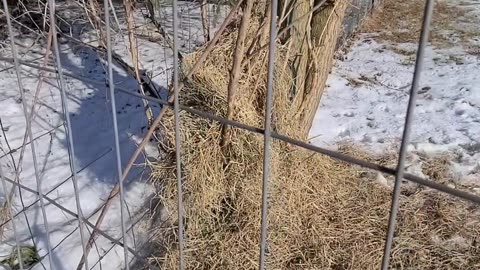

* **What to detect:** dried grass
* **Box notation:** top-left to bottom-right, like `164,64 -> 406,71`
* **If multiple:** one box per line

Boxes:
0,207 -> 7,225
361,0 -> 480,49
421,154 -> 452,183
148,14 -> 480,270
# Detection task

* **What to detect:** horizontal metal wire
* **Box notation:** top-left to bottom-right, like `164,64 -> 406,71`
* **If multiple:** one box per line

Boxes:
2,55 -> 479,202
3,3 -> 479,270
113,88 -> 480,204
3,55 -> 477,203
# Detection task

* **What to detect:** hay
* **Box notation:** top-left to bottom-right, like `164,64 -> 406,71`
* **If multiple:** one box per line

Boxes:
0,207 -> 7,225
149,14 -> 480,270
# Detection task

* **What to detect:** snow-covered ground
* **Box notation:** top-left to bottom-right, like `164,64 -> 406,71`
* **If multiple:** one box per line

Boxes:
310,0 -> 480,186
0,2 -> 227,269
1,0 -> 479,268
0,24 -> 155,270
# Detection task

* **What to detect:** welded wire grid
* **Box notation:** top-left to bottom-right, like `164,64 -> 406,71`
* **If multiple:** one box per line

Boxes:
1,0 -> 480,269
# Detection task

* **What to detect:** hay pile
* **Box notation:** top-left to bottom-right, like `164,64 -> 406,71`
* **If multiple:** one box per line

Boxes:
149,18 -> 480,270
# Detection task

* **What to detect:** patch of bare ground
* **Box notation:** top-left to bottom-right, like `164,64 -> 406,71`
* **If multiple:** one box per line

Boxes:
361,0 -> 480,51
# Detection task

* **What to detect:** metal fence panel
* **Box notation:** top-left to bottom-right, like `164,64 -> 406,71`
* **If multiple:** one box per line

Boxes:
1,0 -> 479,269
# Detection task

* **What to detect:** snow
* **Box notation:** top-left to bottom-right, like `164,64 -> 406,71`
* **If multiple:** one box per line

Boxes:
309,3 -> 480,185
0,1 -> 227,269
1,0 -> 479,268
1,38 -> 155,269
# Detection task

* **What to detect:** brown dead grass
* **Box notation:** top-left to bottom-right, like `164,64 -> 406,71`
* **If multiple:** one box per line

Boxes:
0,207 -> 7,224
147,14 -> 480,269
421,154 -> 452,183
0,206 -> 10,240
362,0 -> 480,49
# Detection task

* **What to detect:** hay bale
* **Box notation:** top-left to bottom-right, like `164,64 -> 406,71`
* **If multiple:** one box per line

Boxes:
149,16 -> 480,270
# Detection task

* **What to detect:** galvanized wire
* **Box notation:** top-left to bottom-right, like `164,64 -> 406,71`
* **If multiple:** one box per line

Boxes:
88,210 -> 149,270
28,209 -> 149,270
28,225 -> 78,270
0,123 -> 64,160
46,0 -> 90,268
381,0 -> 436,268
111,88 -> 480,205
1,167 -> 146,269
0,153 -> 24,270
0,175 -> 145,261
1,0 -> 55,267
259,0 -> 278,268
3,1 -> 480,268
173,0 -> 185,268
0,0 -> 246,197
103,0 -> 131,268
0,148 -> 112,228
3,55 -> 479,205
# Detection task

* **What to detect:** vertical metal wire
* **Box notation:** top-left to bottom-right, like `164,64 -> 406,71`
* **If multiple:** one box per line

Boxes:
0,157 -> 24,270
380,0 -> 435,269
45,0 -> 90,268
259,0 -> 278,268
2,0 -> 55,268
172,0 -> 185,267
103,1 -> 131,269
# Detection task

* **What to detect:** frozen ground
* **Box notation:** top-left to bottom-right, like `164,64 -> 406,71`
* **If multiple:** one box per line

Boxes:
0,1 -> 227,269
310,0 -> 480,186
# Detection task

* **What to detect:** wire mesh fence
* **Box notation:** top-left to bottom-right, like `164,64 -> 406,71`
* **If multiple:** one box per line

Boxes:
1,0 -> 480,269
